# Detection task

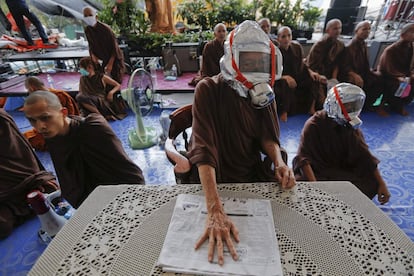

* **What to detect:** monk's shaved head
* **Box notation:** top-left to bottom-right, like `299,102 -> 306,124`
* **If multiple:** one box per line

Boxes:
401,23 -> 414,36
354,20 -> 370,32
25,76 -> 46,92
278,26 -> 292,36
326,19 -> 342,30
25,91 -> 62,111
83,6 -> 96,17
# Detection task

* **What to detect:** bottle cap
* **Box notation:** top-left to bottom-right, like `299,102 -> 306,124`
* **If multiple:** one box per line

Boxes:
27,190 -> 50,215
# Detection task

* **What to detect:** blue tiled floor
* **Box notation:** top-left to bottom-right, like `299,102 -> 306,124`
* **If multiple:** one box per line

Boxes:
1,102 -> 414,275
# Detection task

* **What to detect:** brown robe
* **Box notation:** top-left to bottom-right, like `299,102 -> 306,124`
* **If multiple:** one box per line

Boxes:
145,0 -> 174,33
201,38 -> 224,78
378,40 -> 414,112
189,38 -> 225,87
307,35 -> 345,79
46,114 -> 145,208
77,73 -> 127,120
187,74 -> 282,183
275,42 -> 318,114
24,88 -> 80,151
0,109 -> 57,239
84,21 -> 125,83
343,38 -> 384,109
292,110 -> 380,199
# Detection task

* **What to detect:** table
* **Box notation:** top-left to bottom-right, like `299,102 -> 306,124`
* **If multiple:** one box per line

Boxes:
28,182 -> 414,275
4,47 -> 89,62
0,70 -> 196,98
154,70 -> 196,94
0,72 -> 82,98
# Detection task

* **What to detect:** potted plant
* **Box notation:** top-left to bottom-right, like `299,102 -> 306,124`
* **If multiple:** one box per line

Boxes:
300,1 -> 323,39
260,0 -> 322,40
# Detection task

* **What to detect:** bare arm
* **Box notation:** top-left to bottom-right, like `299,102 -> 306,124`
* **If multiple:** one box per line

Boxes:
332,66 -> 339,79
194,164 -> 239,265
102,75 -> 121,102
262,140 -> 296,189
308,68 -> 327,84
105,55 -> 116,74
301,163 -> 317,181
373,168 -> 390,204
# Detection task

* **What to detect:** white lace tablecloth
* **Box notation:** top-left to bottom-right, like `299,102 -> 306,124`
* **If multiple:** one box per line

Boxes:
29,182 -> 414,276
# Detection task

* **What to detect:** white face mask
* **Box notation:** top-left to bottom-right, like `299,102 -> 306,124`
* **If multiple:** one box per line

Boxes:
83,16 -> 97,27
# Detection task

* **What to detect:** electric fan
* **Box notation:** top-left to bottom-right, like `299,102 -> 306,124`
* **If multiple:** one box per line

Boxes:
121,68 -> 157,149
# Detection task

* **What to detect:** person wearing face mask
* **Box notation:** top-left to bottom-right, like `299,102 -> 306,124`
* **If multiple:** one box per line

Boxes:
292,83 -> 390,204
342,21 -> 385,114
178,20 -> 295,265
76,57 -> 127,120
82,6 -> 125,84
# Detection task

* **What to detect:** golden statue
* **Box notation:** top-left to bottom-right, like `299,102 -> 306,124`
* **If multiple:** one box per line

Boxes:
145,0 -> 174,33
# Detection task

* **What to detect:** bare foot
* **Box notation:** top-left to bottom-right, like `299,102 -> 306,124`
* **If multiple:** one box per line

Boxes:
376,107 -> 389,117
398,108 -> 409,116
105,115 -> 117,121
280,112 -> 288,122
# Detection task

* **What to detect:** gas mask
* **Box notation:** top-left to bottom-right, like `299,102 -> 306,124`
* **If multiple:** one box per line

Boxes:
324,83 -> 366,128
220,20 -> 282,109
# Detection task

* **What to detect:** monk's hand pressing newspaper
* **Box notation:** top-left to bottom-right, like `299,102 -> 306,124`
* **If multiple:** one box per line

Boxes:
275,164 -> 296,190
195,205 -> 239,266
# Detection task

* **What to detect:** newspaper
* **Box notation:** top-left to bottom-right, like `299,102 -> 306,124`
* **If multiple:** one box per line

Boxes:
158,194 -> 283,276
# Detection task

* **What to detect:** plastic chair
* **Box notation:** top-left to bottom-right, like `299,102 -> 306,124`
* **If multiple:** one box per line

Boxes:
165,104 -> 192,176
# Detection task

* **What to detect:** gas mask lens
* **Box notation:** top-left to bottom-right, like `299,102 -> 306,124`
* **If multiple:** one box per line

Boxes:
239,52 -> 271,73
343,99 -> 364,114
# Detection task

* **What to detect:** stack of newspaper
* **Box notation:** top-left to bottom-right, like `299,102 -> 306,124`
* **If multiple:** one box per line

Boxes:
158,194 -> 283,276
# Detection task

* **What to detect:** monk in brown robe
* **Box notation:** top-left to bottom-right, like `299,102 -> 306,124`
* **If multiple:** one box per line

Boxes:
343,21 -> 385,113
83,7 -> 125,83
184,21 -> 295,265
307,19 -> 344,108
145,0 -> 174,33
378,23 -> 414,116
201,23 -> 227,78
258,18 -> 278,45
292,83 -> 390,203
275,26 -> 326,122
77,57 -> 127,120
0,108 -> 58,239
24,91 -> 145,208
189,23 -> 227,86
23,76 -> 80,151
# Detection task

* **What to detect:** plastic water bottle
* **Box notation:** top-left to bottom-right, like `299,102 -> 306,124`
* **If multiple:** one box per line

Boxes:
27,190 -> 67,239
159,110 -> 171,142
148,57 -> 159,87
54,198 -> 76,220
150,67 -> 158,87
47,74 -> 55,88
394,77 -> 410,98
171,64 -> 177,80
